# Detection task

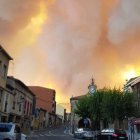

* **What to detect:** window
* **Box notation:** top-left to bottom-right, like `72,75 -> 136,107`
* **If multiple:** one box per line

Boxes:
30,103 -> 32,115
19,104 -> 21,112
4,94 -> 8,112
4,100 -> 7,112
0,90 -> 3,103
0,61 -> 2,75
27,101 -> 29,115
3,64 -> 7,78
24,100 -> 27,114
12,101 -> 16,110
0,124 -> 12,132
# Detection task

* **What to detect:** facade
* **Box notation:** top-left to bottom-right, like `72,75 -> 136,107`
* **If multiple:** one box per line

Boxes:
6,76 -> 35,133
70,95 -> 86,133
29,86 -> 56,129
0,45 -> 64,133
0,45 -> 13,122
56,104 -> 65,123
29,86 -> 56,114
124,76 -> 140,133
70,78 -> 97,133
124,76 -> 140,115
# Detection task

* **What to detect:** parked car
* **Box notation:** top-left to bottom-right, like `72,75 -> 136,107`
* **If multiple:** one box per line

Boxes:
83,129 -> 95,140
97,128 -> 128,140
21,134 -> 27,140
74,128 -> 95,139
0,123 -> 27,140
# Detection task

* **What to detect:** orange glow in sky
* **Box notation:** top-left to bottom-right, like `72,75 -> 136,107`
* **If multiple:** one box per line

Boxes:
121,65 -> 140,81
12,1 -> 47,48
1,0 -> 140,111
123,70 -> 137,80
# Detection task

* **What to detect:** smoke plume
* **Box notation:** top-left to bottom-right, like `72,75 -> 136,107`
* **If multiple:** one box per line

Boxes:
1,0 -> 140,105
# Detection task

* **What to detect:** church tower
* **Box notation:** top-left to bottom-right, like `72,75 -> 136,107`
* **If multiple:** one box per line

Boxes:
88,77 -> 97,94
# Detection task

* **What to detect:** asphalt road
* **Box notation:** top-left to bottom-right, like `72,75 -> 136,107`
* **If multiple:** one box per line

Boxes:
28,127 -> 75,140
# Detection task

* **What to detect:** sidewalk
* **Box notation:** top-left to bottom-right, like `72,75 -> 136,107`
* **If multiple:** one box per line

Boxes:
126,130 -> 140,140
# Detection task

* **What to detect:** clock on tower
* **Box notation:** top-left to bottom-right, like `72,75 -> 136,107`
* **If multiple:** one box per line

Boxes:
88,78 -> 97,94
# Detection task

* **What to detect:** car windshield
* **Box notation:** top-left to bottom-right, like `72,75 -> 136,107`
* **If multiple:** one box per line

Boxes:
0,124 -> 12,132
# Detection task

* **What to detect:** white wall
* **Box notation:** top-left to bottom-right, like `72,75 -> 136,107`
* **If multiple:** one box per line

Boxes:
56,104 -> 65,122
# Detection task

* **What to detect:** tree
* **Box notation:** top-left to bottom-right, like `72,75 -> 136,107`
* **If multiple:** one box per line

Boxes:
74,95 -> 91,118
89,90 -> 103,129
75,88 -> 137,129
121,91 -> 137,118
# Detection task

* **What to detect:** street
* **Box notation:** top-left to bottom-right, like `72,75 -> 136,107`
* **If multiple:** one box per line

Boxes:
28,127 -> 74,140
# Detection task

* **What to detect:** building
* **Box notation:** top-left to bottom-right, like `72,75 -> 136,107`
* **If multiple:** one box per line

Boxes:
70,78 -> 97,133
56,104 -> 66,123
29,86 -> 56,129
6,76 -> 36,133
0,45 -> 13,122
124,76 -> 140,133
88,78 -> 97,94
70,95 -> 86,133
29,86 -> 56,113
124,76 -> 140,115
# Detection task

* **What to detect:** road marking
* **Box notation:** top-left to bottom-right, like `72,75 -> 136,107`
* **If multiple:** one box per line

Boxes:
48,131 -> 55,136
39,134 -> 44,136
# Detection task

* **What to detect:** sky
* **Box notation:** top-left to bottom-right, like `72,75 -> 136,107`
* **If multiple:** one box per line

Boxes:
1,0 -> 140,109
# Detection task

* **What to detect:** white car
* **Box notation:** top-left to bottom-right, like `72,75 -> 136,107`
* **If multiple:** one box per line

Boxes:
0,123 -> 27,140
21,133 -> 27,140
84,130 -> 95,140
74,128 -> 95,139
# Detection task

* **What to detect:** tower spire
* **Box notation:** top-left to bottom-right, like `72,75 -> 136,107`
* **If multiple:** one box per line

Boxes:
91,76 -> 94,85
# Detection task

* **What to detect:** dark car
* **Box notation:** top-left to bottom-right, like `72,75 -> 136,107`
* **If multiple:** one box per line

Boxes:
97,128 -> 128,140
